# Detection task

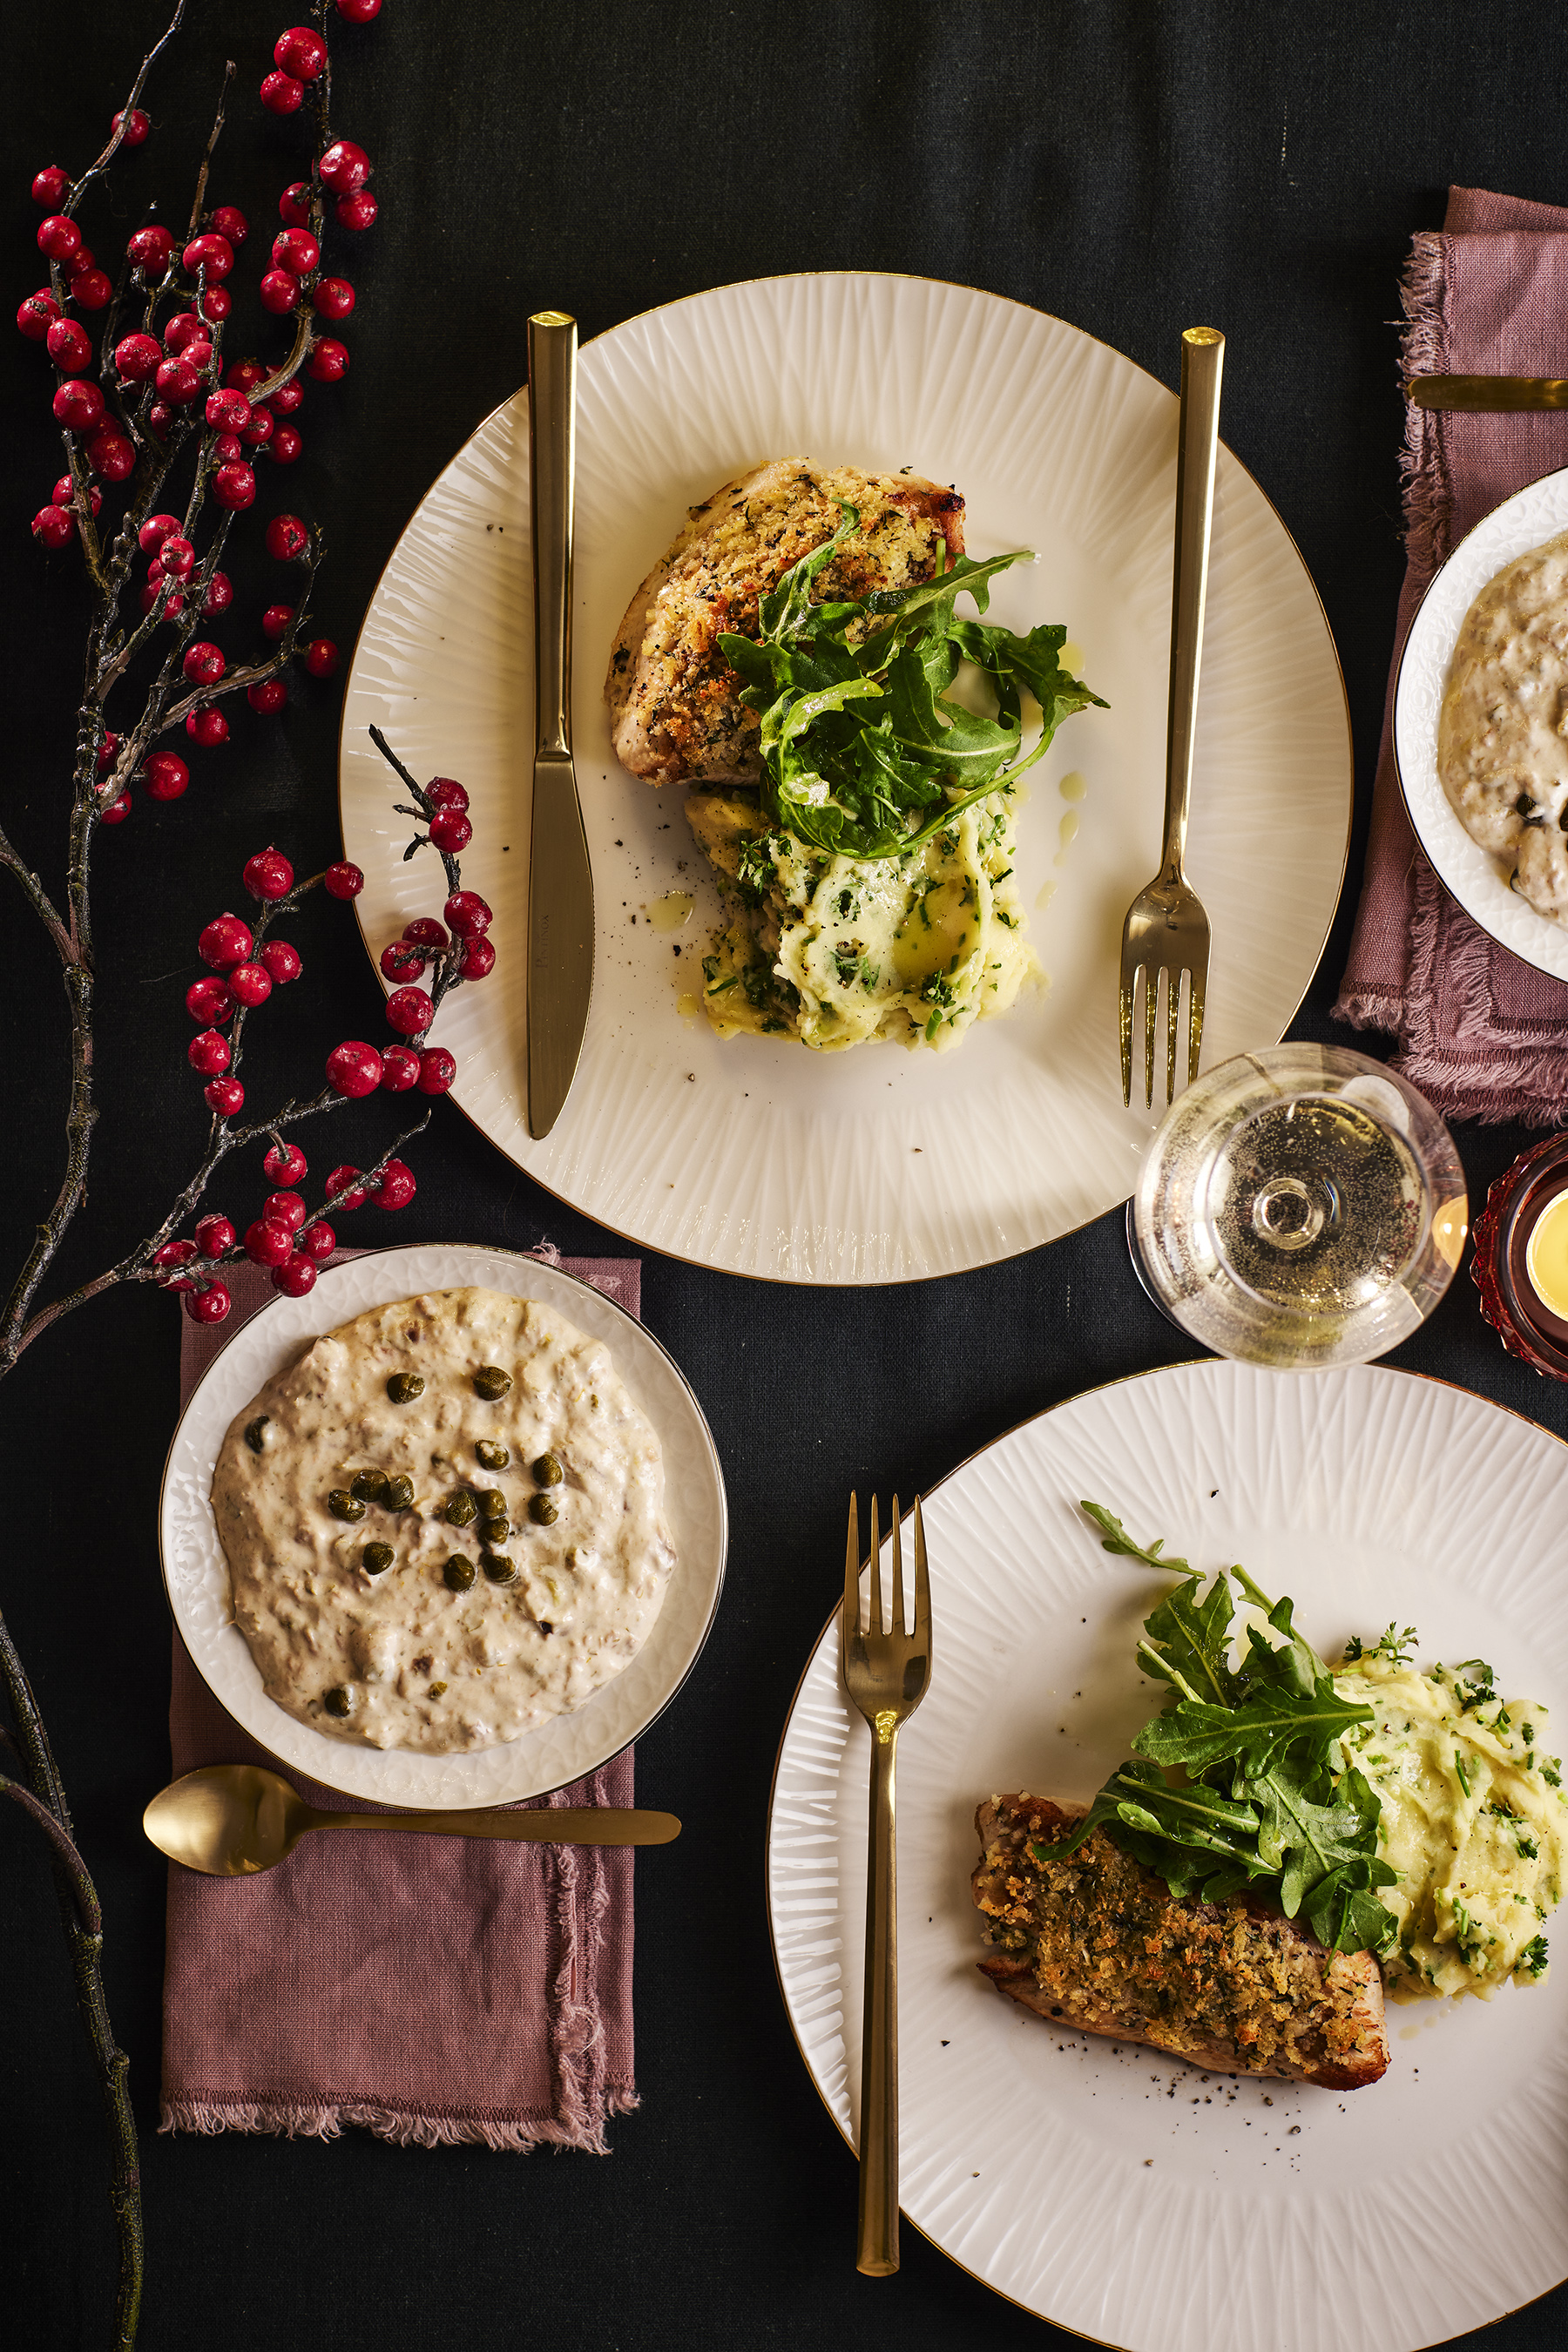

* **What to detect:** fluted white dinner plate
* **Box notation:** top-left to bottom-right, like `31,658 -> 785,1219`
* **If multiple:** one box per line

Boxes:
159,1244 -> 726,1808
1395,462 -> 1568,980
340,274 -> 1351,1282
768,1361 -> 1568,2351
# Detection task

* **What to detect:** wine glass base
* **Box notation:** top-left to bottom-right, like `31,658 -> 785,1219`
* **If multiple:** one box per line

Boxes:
1125,1200 -> 1195,1336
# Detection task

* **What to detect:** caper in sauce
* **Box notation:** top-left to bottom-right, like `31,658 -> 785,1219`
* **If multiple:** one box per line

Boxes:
532,1452 -> 564,1487
476,1488 -> 506,1518
483,1553 -> 517,1585
472,1366 -> 512,1400
383,1474 -> 415,1511
445,1490 -> 477,1527
362,1542 -> 395,1575
328,1490 -> 366,1523
350,1467 -> 390,1504
324,1685 -> 354,1717
485,1517 -> 511,1544
475,1439 -> 510,1471
387,1372 -> 425,1404
245,1415 -> 270,1454
443,1555 -> 476,1592
529,1494 -> 559,1526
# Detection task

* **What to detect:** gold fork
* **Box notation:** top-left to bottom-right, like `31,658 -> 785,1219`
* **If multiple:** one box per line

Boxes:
1119,325 -> 1225,1106
841,1491 -> 932,2277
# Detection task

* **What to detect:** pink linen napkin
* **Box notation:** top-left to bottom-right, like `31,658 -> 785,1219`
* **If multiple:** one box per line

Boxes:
1335,186 -> 1568,1121
160,1251 -> 641,2153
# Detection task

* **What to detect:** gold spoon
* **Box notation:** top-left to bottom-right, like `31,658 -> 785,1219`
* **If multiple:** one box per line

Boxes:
144,1762 -> 680,1877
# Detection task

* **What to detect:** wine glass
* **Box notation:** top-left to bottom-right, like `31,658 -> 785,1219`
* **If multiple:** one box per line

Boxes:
1130,1044 -> 1468,1369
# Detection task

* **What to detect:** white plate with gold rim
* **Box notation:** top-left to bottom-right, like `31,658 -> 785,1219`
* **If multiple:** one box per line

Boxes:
767,1360 -> 1568,2351
340,274 -> 1351,1283
159,1244 -> 726,1808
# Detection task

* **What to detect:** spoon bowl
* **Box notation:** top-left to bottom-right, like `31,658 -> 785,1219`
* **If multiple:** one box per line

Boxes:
143,1762 -> 681,1876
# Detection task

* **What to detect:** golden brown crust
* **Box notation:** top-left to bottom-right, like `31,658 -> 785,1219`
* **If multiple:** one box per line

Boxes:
972,1794 -> 1389,2090
605,458 -> 965,787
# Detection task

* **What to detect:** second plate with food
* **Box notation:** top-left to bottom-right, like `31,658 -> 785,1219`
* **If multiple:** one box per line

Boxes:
1396,461 -> 1568,980
768,1360 -> 1568,2352
340,273 -> 1351,1283
159,1245 -> 727,1808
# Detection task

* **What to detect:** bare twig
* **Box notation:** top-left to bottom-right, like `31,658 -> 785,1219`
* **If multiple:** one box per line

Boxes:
5,10 -> 406,2342
64,1 -> 188,220
0,1612 -> 140,2351
186,60 -> 236,233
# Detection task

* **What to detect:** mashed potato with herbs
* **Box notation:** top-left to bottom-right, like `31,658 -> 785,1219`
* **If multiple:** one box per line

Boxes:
686,785 -> 1036,1050
1335,1650 -> 1568,1999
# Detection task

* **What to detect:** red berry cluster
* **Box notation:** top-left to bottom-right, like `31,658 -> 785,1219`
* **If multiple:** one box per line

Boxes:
371,775 -> 497,1058
23,6 -> 378,816
186,858 -> 309,1124
161,812 -> 429,1323
156,1112 -> 417,1324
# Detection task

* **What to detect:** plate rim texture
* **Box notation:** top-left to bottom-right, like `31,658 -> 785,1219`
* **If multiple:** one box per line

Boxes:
339,271 -> 1352,1284
767,1358 -> 1568,2351
159,1241 -> 727,1807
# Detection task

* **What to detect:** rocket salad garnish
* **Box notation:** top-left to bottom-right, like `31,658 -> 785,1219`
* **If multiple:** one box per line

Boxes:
717,504 -> 1105,862
1036,1504 -> 1401,1957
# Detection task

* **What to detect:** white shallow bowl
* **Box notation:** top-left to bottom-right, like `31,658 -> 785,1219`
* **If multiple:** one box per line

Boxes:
340,272 -> 1352,1283
768,1360 -> 1568,2351
1396,461 -> 1568,979
159,1244 -> 727,1807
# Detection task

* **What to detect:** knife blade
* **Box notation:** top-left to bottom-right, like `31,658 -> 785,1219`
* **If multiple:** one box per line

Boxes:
526,309 -> 594,1140
1406,375 -> 1568,412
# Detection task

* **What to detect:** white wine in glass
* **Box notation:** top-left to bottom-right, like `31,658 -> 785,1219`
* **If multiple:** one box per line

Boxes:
1132,1044 -> 1468,1369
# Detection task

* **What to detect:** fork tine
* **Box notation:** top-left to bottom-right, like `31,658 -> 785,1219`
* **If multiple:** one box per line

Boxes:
912,1495 -> 929,1635
1142,964 -> 1157,1109
889,1496 -> 904,1637
1164,967 -> 1181,1104
841,1490 -> 859,1653
868,1494 -> 881,1635
1119,970 -> 1134,1106
1187,962 -> 1206,1086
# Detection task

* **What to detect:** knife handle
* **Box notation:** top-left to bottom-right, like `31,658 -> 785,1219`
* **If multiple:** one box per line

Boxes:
529,311 -> 577,758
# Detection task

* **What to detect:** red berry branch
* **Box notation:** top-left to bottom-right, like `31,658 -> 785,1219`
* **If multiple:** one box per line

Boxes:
0,5 -> 507,2344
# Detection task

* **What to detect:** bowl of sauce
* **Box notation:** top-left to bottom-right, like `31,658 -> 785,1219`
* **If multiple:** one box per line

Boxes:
1473,1133 -> 1568,1377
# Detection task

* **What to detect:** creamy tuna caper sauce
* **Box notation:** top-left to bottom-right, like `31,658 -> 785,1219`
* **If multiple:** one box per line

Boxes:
1437,528 -> 1568,923
211,1288 -> 676,1754
1334,1647 -> 1567,1999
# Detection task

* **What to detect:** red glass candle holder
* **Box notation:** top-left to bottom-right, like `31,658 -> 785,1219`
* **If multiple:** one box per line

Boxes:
1472,1133 -> 1568,1379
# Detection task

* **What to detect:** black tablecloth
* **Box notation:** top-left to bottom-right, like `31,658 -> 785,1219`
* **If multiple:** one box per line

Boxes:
6,3 -> 1567,2345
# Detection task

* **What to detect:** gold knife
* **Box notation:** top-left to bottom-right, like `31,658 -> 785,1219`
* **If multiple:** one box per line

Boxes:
526,310 -> 595,1140
1407,375 -> 1568,411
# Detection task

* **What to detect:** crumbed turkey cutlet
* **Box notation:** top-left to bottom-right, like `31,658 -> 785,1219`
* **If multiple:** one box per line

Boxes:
605,458 -> 964,787
972,1794 -> 1390,2089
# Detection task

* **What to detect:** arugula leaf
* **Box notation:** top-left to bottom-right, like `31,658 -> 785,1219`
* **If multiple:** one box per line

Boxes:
1137,1575 -> 1239,1707
1304,1859 -> 1402,1957
714,501 -> 1105,862
1066,1500 -> 1400,1956
1134,1683 -> 1375,1785
884,643 -> 1020,784
1031,1758 -> 1262,1869
1078,1501 -> 1189,1576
